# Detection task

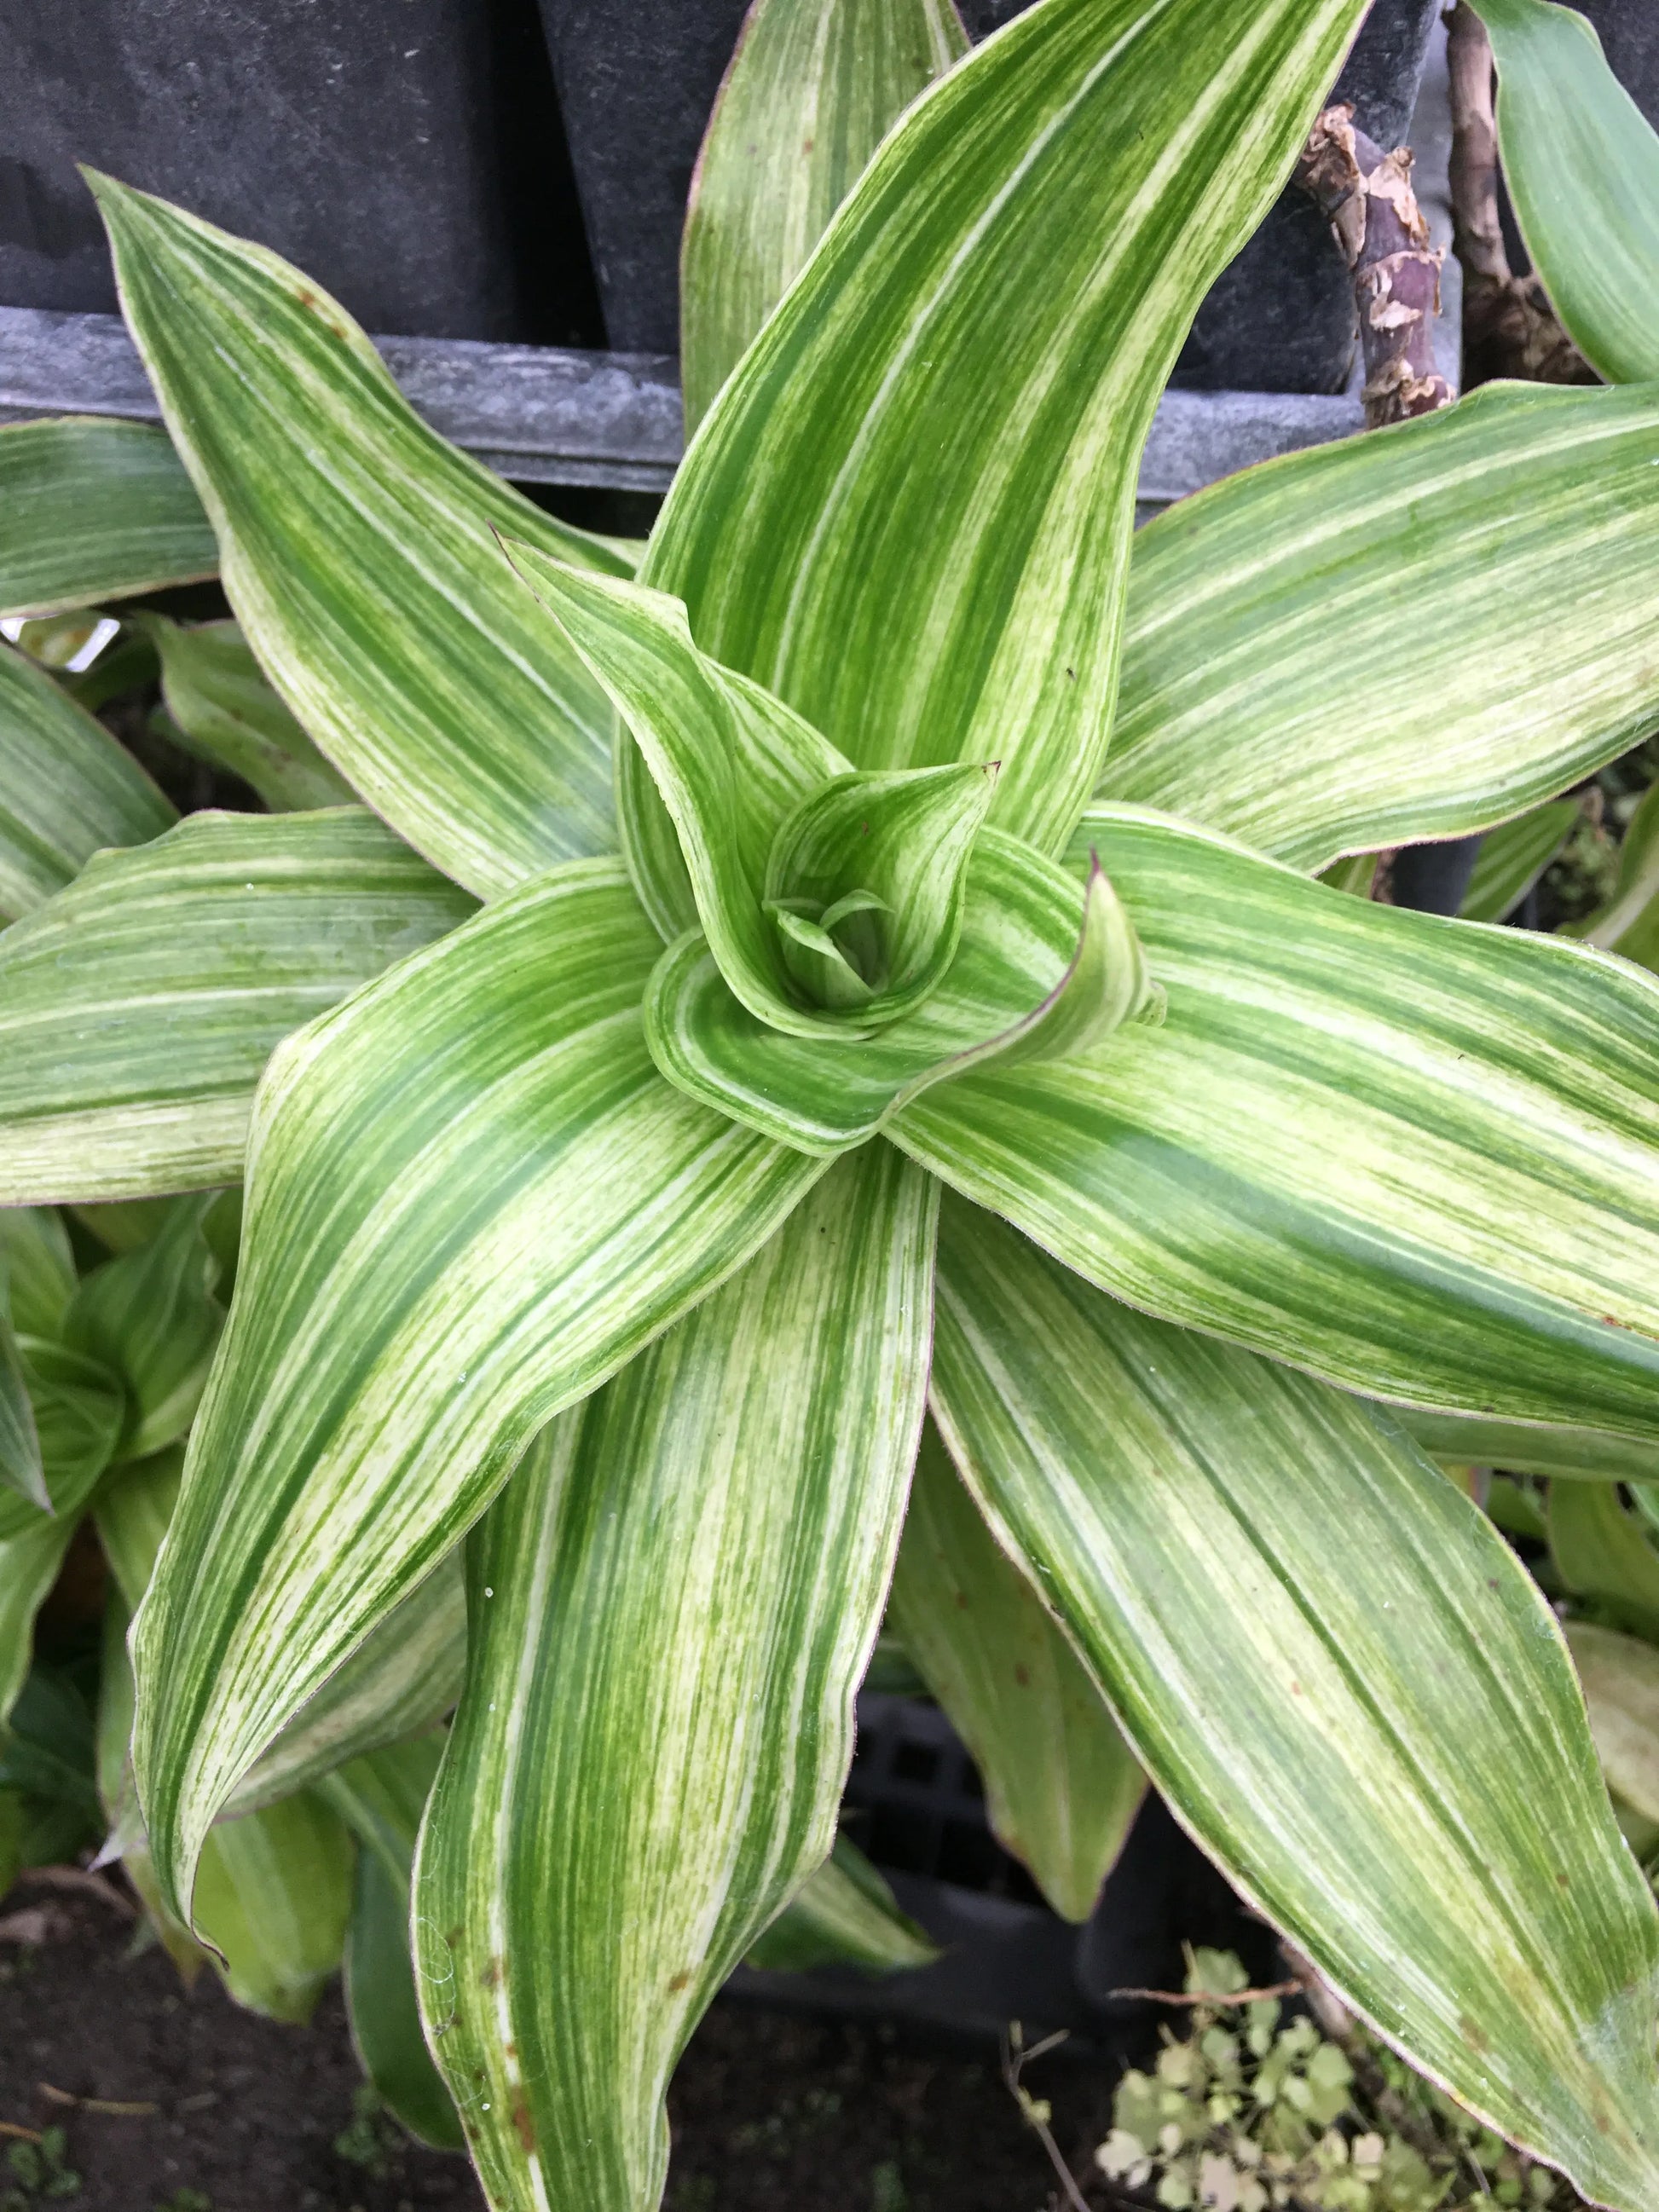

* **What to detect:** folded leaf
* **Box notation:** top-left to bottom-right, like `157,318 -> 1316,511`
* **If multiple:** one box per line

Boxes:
64,1195 -> 223,1460
0,1267 -> 47,1512
679,0 -> 968,433
228,1555 -> 465,1816
141,615 -> 356,811
90,175 -> 636,899
640,0 -> 1371,860
0,808 -> 476,1203
133,859 -> 824,1924
414,1146 -> 934,2211
1564,1624 -> 1659,1829
896,806 -> 1659,1437
0,417 -> 217,619
0,639 -> 175,922
887,1421 -> 1142,1921
319,1737 -> 464,2151
1461,800 -> 1580,922
13,1340 -> 125,1522
929,1199 -> 1659,2212
744,1835 -> 939,1973
192,1788 -> 356,2023
1099,384 -> 1659,869
648,833 -> 1155,1154
1477,0 -> 1659,384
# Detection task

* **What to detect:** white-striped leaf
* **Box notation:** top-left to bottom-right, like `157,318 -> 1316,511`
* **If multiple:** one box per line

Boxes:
679,0 -> 968,434
1101,384 -> 1659,869
887,1420 -> 1143,1922
0,1210 -> 75,1339
228,1556 -> 465,1817
0,417 -> 217,619
318,1737 -> 464,2151
1396,1406 -> 1658,1484
142,615 -> 356,811
1477,0 -> 1659,384
0,1267 -> 47,1511
929,1198 -> 1659,2212
1461,800 -> 1581,922
636,0 -> 1371,863
90,176 -> 638,900
131,858 -> 824,1926
743,1835 -> 939,1973
1564,1624 -> 1659,1831
413,1146 -> 934,2211
0,807 -> 475,1203
894,806 -> 1659,1436
0,639 -> 175,921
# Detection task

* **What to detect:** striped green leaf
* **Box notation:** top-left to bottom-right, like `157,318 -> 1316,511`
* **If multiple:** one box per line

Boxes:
895,806 -> 1659,1436
319,1737 -> 464,2150
647,835 -> 1156,1155
887,1421 -> 1142,1922
228,1555 -> 465,1817
1397,1406 -> 1658,1484
1461,800 -> 1580,923
0,639 -> 175,921
1477,0 -> 1659,384
0,1267 -> 47,1511
0,808 -> 475,1203
13,1340 -> 125,1522
0,417 -> 216,620
638,0 -> 1371,863
0,1517 -> 88,1730
89,176 -> 637,900
679,0 -> 968,434
929,1198 -> 1659,2212
1564,1624 -> 1659,1831
0,1210 -> 75,1338
744,1835 -> 939,1973
192,1789 -> 356,2023
132,859 -> 824,1926
1551,1483 -> 1659,1638
142,615 -> 356,811
1099,384 -> 1659,869
413,1146 -> 934,2210
63,1196 -> 223,1461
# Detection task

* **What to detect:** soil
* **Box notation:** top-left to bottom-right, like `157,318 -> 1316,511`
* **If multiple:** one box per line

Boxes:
0,1886 -> 1118,2212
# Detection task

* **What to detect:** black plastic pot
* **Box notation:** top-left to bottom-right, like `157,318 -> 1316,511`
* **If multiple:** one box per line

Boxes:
0,0 -> 602,348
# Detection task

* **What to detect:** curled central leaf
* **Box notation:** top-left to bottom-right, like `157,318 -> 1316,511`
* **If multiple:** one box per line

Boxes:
760,763 -> 999,1030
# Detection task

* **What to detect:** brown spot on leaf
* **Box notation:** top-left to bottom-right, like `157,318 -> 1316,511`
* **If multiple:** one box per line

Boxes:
1014,1662 -> 1031,1688
481,1955 -> 505,1989
668,1970 -> 691,1993
513,2097 -> 536,2154
954,1591 -> 969,1608
1459,2014 -> 1490,2053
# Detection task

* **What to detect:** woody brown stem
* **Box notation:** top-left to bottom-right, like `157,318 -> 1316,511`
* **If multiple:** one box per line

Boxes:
1444,1 -> 1594,385
1297,103 -> 1453,429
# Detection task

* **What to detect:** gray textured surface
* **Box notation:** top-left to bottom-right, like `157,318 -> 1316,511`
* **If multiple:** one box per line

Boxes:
0,307 -> 683,494
0,0 -> 588,345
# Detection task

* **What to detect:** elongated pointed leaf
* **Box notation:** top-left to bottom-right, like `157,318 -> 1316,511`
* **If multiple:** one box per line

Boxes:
228,1555 -> 465,1816
13,1340 -> 125,1521
90,176 -> 636,900
744,1835 -> 939,1973
1461,800 -> 1580,922
0,1518 -> 85,1730
133,859 -> 824,1924
142,615 -> 356,811
0,808 -> 476,1203
319,1738 -> 464,2151
64,1196 -> 223,1460
0,417 -> 217,620
414,1146 -> 935,2211
1477,0 -> 1659,384
887,1423 -> 1142,1921
193,1789 -> 356,2023
1397,1406 -> 1659,1483
93,1444 -> 185,1612
1578,776 -> 1659,967
930,1199 -> 1659,2212
0,639 -> 175,922
1564,1625 -> 1659,1830
680,0 -> 968,433
95,1591 -> 210,1982
0,1210 -> 75,1338
896,806 -> 1659,1437
1100,384 -> 1659,869
638,0 -> 1370,863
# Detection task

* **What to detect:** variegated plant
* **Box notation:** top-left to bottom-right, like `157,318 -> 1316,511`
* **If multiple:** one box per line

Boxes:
9,0 -> 1659,2204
